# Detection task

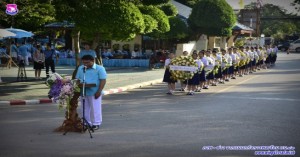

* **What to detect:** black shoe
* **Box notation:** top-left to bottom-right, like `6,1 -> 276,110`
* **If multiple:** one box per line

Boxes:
92,125 -> 100,130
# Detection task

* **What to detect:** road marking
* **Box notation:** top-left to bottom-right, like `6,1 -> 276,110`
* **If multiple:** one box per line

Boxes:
217,96 -> 300,102
210,69 -> 273,96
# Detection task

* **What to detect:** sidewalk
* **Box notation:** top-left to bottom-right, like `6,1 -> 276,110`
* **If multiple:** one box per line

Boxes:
0,65 -> 164,105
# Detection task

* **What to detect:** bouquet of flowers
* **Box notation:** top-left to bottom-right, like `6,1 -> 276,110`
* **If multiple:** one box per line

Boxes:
46,73 -> 80,118
221,55 -> 229,71
238,51 -> 247,67
169,56 -> 198,81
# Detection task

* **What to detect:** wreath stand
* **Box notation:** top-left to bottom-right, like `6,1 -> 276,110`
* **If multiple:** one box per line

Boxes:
54,91 -> 83,133
54,67 -> 83,133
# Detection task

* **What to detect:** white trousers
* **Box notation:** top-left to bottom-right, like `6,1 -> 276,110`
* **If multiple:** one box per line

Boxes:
80,95 -> 102,126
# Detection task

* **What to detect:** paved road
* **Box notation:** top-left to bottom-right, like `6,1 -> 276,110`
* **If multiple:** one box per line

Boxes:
0,52 -> 299,157
0,66 -> 164,101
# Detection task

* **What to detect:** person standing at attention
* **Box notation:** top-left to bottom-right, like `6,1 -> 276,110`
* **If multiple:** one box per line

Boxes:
33,45 -> 45,79
163,52 -> 176,95
10,41 -> 19,63
76,55 -> 107,130
78,43 -> 97,64
18,42 -> 29,66
43,43 -> 58,78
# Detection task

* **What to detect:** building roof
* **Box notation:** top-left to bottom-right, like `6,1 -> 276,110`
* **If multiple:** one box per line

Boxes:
44,21 -> 75,29
232,22 -> 254,31
171,0 -> 192,19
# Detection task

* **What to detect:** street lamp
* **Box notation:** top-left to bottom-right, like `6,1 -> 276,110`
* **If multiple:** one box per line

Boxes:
260,34 -> 265,47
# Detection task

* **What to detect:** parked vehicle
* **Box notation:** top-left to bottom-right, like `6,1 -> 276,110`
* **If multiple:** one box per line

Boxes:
277,40 -> 292,51
289,39 -> 300,52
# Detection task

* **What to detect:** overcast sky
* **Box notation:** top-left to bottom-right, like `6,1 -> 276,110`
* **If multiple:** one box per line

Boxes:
226,0 -> 299,15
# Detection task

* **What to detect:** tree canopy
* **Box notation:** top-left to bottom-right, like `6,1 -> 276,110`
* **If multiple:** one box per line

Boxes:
159,3 -> 178,16
188,0 -> 236,37
244,3 -> 299,40
162,16 -> 188,39
53,0 -> 146,41
0,0 -> 55,31
139,5 -> 170,34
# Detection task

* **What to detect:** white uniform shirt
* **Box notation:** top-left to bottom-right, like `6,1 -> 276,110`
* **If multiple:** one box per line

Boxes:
164,58 -> 171,67
196,59 -> 203,69
253,51 -> 259,60
221,54 -> 230,67
201,57 -> 209,67
267,48 -> 272,55
230,53 -> 237,64
247,50 -> 254,61
205,56 -> 215,70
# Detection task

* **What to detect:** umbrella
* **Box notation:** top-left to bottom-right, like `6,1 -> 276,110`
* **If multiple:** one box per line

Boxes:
0,29 -> 16,38
5,27 -> 34,38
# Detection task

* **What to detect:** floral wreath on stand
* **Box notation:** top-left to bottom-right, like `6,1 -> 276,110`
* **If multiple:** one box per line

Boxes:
169,56 -> 199,81
46,73 -> 80,118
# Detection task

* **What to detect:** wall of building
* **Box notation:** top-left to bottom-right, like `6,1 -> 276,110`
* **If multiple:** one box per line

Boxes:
111,35 -> 142,52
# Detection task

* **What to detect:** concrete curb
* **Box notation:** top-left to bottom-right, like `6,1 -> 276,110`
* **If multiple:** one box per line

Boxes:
0,79 -> 163,106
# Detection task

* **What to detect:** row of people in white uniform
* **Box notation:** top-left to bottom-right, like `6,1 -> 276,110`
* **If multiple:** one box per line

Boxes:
163,46 -> 277,95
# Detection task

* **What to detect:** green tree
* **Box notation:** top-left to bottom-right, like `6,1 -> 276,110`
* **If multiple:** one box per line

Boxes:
159,3 -> 178,16
244,3 -> 299,39
143,15 -> 158,34
162,16 -> 188,39
141,0 -> 170,5
0,0 -> 55,31
139,5 -> 170,35
54,0 -> 145,41
175,0 -> 199,8
188,0 -> 236,37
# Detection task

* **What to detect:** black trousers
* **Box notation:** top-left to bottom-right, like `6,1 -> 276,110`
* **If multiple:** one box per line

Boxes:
45,59 -> 55,77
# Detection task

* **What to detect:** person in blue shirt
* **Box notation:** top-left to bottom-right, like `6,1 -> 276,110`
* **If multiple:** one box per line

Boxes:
18,42 -> 29,66
79,43 -> 96,61
10,41 -> 19,62
101,49 -> 114,59
76,54 -> 107,130
43,43 -> 57,78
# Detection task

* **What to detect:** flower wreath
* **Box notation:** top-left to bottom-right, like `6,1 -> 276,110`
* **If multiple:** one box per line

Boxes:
169,56 -> 199,81
46,73 -> 80,118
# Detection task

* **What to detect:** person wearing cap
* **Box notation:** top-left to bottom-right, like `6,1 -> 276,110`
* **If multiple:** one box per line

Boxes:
75,54 -> 107,130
